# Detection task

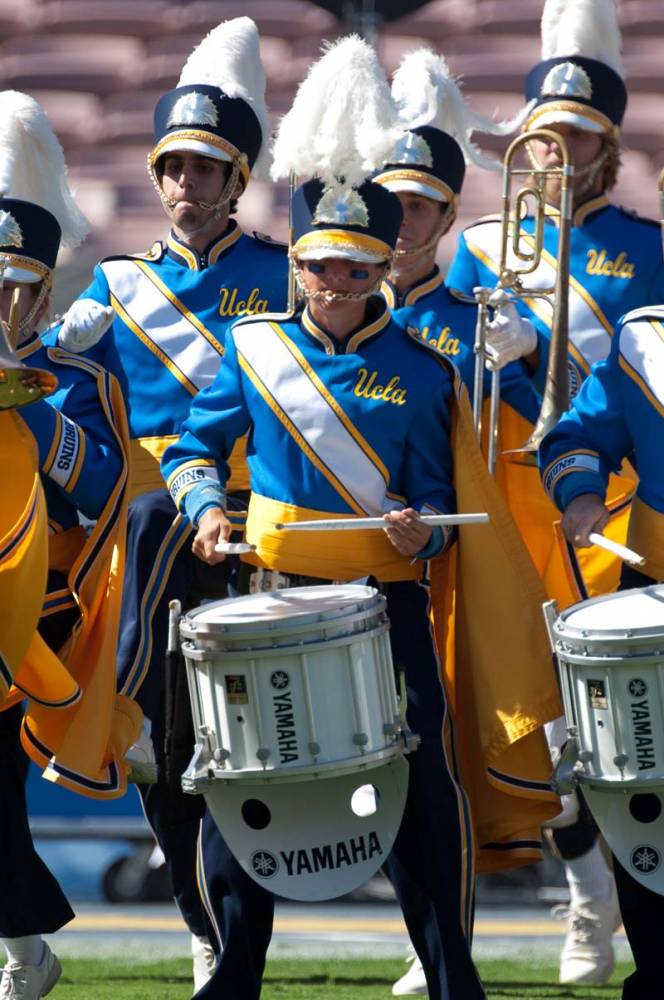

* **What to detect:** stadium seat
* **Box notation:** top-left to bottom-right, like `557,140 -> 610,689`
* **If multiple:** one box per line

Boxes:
31,1 -> 176,40
28,90 -> 103,148
0,35 -> 141,96
172,0 -> 337,41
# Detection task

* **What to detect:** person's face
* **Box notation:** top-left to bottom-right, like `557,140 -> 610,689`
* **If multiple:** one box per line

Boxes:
0,280 -> 40,328
299,257 -> 383,310
528,122 -> 604,199
160,151 -> 231,233
394,192 -> 447,254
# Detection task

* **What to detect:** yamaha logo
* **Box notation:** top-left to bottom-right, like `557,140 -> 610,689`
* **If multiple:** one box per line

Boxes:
629,678 -> 648,698
270,670 -> 290,690
631,845 -> 660,875
251,850 -> 279,879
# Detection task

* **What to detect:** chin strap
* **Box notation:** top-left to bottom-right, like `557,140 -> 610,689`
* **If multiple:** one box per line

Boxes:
526,140 -> 609,201
390,205 -> 455,279
148,154 -> 245,237
20,280 -> 50,338
291,256 -> 390,303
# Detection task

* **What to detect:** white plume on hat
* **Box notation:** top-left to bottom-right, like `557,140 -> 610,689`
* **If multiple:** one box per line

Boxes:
271,35 -> 402,188
391,49 -> 530,171
541,0 -> 622,75
178,17 -> 271,178
0,90 -> 89,249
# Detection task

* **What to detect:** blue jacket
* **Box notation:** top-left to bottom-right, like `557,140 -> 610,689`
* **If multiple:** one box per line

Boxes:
162,299 -> 457,581
539,305 -> 664,579
17,333 -> 123,528
447,197 -> 664,395
45,222 -> 288,495
381,268 -> 539,423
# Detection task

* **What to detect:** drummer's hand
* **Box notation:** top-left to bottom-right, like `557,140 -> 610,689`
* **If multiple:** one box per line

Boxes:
562,493 -> 610,548
192,507 -> 232,564
383,508 -> 432,556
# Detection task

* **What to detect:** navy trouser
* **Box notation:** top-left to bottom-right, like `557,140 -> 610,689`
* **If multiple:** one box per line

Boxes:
0,590 -> 78,937
117,489 -> 243,938
195,579 -> 486,1000
615,564 -> 664,1000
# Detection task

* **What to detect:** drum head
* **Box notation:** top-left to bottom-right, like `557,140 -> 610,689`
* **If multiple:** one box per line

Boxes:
562,584 -> 664,634
201,754 -> 409,901
584,785 -> 664,897
188,584 -> 379,629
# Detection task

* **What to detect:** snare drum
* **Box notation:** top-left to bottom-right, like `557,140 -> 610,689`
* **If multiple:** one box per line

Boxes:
552,586 -> 664,790
180,584 -> 403,782
550,585 -> 664,894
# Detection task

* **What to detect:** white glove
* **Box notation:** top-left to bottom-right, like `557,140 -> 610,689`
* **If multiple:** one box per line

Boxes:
59,298 -> 116,353
484,295 -> 537,371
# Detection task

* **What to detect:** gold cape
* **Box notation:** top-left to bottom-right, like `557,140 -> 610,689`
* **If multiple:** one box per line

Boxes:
2,362 -> 141,799
431,375 -> 562,873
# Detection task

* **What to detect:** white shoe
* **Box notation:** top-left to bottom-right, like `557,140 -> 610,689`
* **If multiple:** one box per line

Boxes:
555,884 -> 621,985
126,730 -> 157,784
0,943 -> 61,999
192,934 -> 215,992
392,945 -> 428,996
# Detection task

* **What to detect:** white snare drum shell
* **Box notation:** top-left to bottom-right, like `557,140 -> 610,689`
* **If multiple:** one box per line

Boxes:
554,585 -> 664,789
181,586 -> 403,780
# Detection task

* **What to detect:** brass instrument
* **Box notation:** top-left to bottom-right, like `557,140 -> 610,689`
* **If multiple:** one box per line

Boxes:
0,287 -> 57,409
499,128 -> 575,460
464,129 -> 574,471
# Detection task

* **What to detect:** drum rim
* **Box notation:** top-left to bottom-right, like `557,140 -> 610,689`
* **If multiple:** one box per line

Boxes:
181,584 -> 384,638
556,583 -> 664,642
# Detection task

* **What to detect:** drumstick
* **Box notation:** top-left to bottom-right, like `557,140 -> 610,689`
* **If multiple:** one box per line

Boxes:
275,513 -> 489,532
588,532 -> 646,567
213,541 -> 257,554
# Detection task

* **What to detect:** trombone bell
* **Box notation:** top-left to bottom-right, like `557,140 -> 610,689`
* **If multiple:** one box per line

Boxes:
0,289 -> 57,409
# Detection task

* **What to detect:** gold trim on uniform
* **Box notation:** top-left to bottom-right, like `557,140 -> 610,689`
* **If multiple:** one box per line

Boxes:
627,496 -> 664,583
526,100 -> 613,134
293,230 -> 392,260
373,168 -> 458,207
149,131 -> 250,186
243,493 -> 421,582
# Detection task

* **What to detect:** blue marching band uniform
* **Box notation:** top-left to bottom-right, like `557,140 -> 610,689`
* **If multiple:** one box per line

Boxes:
539,305 -> 664,1000
162,175 -> 487,1000
6,8 -> 664,1000
43,70 -> 289,946
0,200 -> 124,962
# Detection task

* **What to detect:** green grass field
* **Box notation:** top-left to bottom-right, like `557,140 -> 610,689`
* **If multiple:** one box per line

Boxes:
48,957 -> 630,999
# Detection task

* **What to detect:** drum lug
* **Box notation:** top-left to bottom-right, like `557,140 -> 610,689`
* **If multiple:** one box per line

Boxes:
256,747 -> 271,765
353,732 -> 369,750
181,742 -> 216,793
308,741 -> 321,758
402,729 -> 421,755
551,736 -> 580,795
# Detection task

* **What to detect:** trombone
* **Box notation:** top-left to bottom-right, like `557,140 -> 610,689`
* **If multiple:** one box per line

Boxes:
0,286 -> 57,409
469,128 -> 575,468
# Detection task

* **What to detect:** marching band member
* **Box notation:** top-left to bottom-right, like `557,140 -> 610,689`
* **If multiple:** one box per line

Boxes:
48,20 -> 288,987
0,92 -> 136,999
448,1 -> 664,983
539,301 -> 664,1000
374,50 -> 540,461
374,49 -> 541,996
162,36 -> 561,1000
447,0 -> 664,393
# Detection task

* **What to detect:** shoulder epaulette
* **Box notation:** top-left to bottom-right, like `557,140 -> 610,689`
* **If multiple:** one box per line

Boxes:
100,241 -> 165,265
46,345 -> 108,378
231,309 -> 296,330
404,324 -> 458,376
251,231 -> 288,251
616,206 -> 659,228
462,213 -> 502,232
448,287 -> 480,305
620,304 -> 664,327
